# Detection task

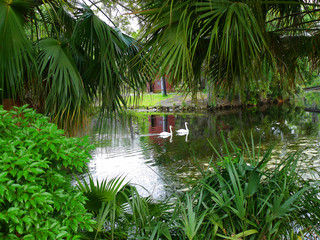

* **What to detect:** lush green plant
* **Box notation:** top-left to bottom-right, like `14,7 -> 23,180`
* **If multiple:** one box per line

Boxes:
0,0 -> 149,128
76,133 -> 320,239
139,0 -> 320,102
0,105 -> 95,239
76,174 -> 173,239
183,137 -> 320,239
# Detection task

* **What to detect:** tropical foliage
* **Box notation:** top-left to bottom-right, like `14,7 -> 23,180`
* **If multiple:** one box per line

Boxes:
76,174 -> 173,239
185,138 -> 320,239
139,0 -> 320,101
76,135 -> 320,239
0,0 -> 148,128
1,106 -> 319,239
3,0 -> 320,125
0,105 -> 95,239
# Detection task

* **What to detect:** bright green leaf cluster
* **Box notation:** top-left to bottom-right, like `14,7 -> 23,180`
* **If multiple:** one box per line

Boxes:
0,105 -> 95,239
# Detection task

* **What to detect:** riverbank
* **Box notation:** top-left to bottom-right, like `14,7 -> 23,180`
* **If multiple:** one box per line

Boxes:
128,92 -> 275,112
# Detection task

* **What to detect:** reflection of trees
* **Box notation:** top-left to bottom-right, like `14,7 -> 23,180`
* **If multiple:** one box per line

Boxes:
91,105 -> 319,153
139,106 -> 319,186
88,106 -> 320,189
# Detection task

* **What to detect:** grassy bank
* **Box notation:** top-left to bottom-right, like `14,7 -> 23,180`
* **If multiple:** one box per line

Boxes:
127,93 -> 177,108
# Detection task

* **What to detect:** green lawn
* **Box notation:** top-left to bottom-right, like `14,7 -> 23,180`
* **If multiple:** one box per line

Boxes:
127,93 -> 178,108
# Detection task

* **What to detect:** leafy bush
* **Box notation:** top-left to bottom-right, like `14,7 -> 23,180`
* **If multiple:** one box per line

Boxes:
0,105 -> 95,239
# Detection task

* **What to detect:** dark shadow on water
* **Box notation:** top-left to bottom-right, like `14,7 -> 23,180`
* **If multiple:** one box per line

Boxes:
81,104 -> 320,198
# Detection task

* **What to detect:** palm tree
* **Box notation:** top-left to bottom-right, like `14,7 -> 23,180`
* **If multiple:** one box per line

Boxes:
3,0 -> 320,125
0,0 -> 149,128
138,0 -> 320,100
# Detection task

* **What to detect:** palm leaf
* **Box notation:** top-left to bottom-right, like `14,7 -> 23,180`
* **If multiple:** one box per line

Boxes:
0,0 -> 35,100
139,0 -> 267,95
139,0 -> 320,99
72,7 -> 146,116
75,174 -> 129,214
37,38 -> 87,127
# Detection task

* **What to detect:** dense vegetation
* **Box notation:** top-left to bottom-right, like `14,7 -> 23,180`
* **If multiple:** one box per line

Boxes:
0,0 -> 149,128
2,0 -> 320,126
0,106 -> 95,239
76,139 -> 320,239
1,106 -> 319,239
2,0 -> 320,238
139,0 -> 320,102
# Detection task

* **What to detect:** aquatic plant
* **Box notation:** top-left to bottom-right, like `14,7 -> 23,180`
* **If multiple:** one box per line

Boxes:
78,135 -> 320,239
183,136 -> 320,239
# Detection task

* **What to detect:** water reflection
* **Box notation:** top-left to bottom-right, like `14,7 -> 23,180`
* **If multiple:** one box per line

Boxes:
86,105 -> 320,199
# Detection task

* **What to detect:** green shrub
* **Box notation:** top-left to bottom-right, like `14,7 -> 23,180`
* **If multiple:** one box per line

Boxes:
0,105 -> 95,239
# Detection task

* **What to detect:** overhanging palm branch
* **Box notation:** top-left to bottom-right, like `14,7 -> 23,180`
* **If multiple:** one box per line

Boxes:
0,0 -> 35,100
37,38 -> 88,127
71,4 -> 148,116
139,0 -> 267,96
139,0 -> 195,90
194,0 -> 267,91
1,0 -> 149,128
139,0 -> 320,98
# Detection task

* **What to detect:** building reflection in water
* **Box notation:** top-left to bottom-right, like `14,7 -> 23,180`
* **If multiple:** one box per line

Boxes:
148,115 -> 175,144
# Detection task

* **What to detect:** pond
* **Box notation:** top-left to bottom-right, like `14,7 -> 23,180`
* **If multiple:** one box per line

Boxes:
82,104 -> 320,199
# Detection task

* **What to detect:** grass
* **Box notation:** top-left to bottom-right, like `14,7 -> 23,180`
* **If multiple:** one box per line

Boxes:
126,92 -> 208,109
127,93 -> 181,108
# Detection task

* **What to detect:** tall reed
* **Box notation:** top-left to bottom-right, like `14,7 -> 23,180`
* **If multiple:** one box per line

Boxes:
77,136 -> 320,239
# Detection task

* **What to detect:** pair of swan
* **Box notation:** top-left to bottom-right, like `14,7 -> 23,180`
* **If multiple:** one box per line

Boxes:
159,122 -> 189,138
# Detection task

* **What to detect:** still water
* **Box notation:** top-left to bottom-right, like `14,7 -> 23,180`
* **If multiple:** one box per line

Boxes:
84,104 -> 320,199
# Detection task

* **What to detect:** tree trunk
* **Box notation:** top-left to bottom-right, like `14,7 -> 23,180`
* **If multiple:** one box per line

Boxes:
161,76 -> 167,96
207,80 -> 214,107
148,80 -> 153,93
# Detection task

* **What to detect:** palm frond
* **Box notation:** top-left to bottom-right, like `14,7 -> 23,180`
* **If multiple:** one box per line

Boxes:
75,174 -> 129,214
72,8 -> 146,116
0,0 -> 35,100
139,0 -> 320,99
37,38 -> 87,127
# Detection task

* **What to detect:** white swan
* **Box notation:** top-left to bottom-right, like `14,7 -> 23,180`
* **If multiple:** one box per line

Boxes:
159,125 -> 173,138
176,122 -> 189,135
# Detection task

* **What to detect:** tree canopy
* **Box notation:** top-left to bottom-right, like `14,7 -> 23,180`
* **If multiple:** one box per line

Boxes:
2,0 -> 320,127
139,0 -> 320,99
0,0 -> 149,128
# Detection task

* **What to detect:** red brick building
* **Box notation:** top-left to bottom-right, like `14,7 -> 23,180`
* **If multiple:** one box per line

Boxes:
148,75 -> 174,93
